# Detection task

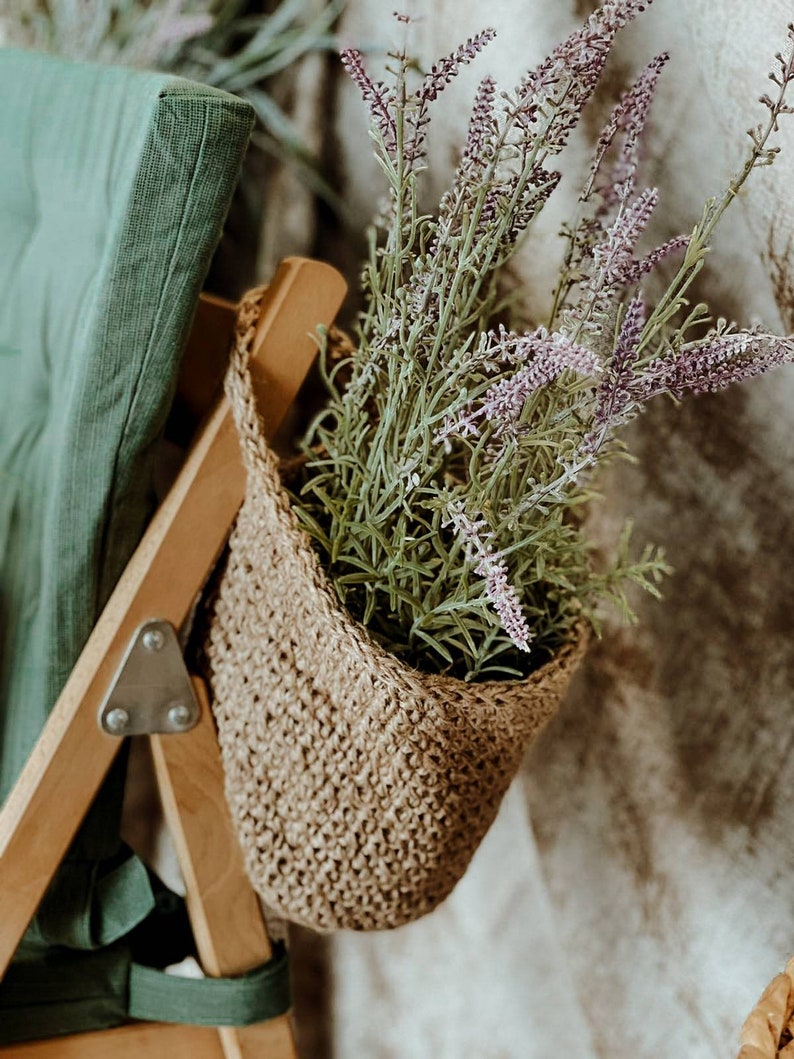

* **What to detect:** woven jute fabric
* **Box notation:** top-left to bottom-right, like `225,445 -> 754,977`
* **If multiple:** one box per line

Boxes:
738,958 -> 794,1058
202,288 -> 586,933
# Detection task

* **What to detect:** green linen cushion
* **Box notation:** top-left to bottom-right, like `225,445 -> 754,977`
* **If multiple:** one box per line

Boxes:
0,48 -> 256,1040
0,49 -> 253,789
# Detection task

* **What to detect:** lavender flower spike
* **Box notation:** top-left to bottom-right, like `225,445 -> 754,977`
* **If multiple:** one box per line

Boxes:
590,186 -> 659,288
583,294 -> 646,452
449,330 -> 600,441
600,0 -> 652,30
588,52 -> 669,206
404,29 -> 497,168
481,559 -> 533,653
462,75 -> 498,166
419,29 -> 496,103
621,234 -> 690,285
340,49 -> 397,153
444,503 -> 533,652
483,341 -> 599,433
645,331 -> 794,399
515,0 -> 654,152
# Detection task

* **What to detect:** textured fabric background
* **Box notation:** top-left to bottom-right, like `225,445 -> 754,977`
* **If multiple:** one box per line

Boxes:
282,2 -> 794,1056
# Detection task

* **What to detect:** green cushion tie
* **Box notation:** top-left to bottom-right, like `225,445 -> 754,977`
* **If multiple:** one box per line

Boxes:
0,942 -> 290,1045
28,851 -> 155,951
127,942 -> 291,1027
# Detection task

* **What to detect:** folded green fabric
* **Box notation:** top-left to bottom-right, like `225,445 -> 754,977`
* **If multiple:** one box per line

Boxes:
0,49 -> 253,791
0,48 -> 256,1039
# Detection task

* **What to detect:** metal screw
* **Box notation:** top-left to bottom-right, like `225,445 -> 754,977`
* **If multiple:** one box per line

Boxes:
142,627 -> 165,652
105,707 -> 130,734
168,702 -> 193,729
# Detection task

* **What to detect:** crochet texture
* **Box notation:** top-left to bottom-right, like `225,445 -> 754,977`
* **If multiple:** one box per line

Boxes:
203,289 -> 585,932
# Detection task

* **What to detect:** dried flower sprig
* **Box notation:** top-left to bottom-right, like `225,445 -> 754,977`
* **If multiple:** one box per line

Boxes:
296,8 -> 794,680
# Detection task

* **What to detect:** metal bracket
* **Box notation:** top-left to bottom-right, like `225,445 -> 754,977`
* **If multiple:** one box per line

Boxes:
98,619 -> 201,737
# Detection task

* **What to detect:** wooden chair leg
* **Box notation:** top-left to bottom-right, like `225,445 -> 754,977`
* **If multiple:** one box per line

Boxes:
151,680 -> 298,1059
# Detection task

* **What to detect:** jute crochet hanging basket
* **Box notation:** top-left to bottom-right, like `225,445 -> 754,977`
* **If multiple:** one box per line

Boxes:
202,289 -> 586,933
738,958 -> 794,1058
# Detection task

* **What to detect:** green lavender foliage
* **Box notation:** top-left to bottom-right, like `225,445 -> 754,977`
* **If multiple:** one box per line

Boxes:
1,0 -> 343,201
295,8 -> 794,682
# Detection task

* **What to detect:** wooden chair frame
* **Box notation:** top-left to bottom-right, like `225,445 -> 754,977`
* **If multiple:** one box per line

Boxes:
0,258 -> 347,1058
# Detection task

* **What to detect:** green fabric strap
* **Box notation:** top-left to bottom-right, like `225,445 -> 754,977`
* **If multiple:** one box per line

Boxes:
0,942 -> 291,1044
127,942 -> 291,1027
29,850 -> 155,951
0,945 -> 129,1044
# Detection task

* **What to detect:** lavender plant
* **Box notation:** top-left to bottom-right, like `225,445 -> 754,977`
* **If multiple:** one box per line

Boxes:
296,1 -> 794,680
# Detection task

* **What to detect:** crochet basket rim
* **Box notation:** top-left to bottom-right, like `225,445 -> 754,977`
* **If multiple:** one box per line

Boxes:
224,285 -> 588,697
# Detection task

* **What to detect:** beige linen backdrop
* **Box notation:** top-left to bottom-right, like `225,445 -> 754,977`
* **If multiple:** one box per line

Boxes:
265,1 -> 794,1057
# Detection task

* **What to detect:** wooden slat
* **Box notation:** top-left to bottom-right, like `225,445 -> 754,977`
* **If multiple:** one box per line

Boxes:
0,258 -> 347,975
218,1018 -> 298,1059
1,1021 -> 226,1059
151,681 -> 275,973
171,293 -> 238,441
151,679 -> 297,1059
